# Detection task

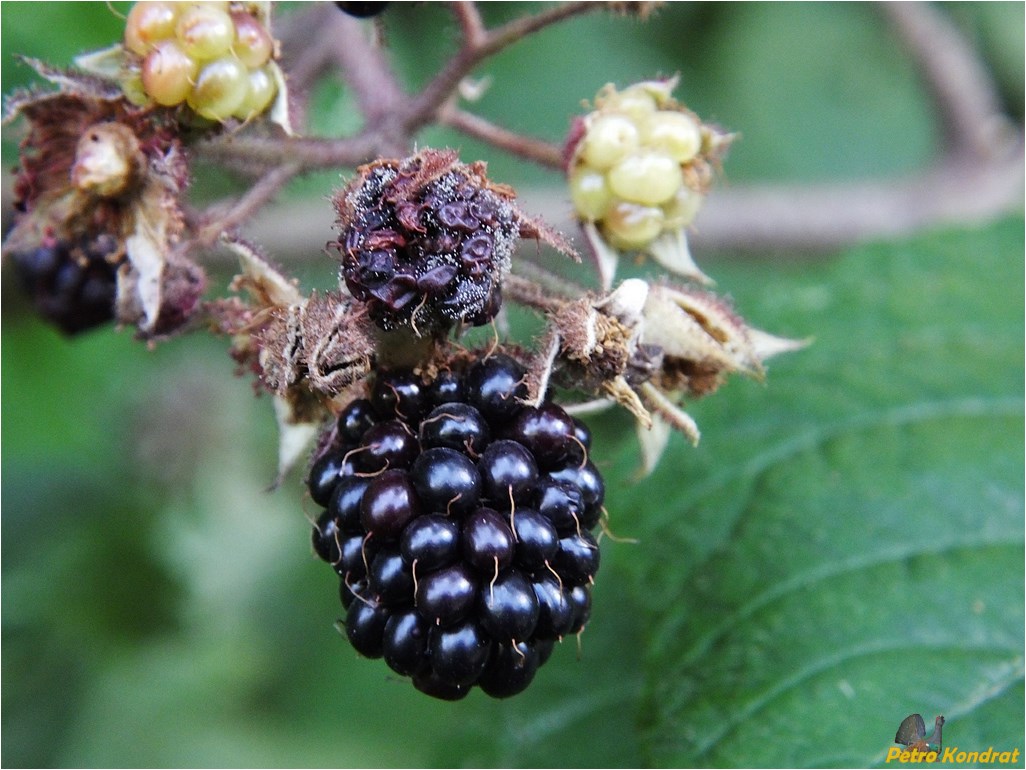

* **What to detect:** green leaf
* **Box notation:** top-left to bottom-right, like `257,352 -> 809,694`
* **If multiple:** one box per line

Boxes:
605,216 -> 1024,767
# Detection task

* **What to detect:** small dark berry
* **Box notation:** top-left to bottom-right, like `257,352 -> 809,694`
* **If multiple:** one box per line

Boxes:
345,597 -> 390,658
413,669 -> 472,701
360,469 -> 420,539
410,447 -> 482,516
430,619 -> 490,686
509,403 -> 576,467
535,479 -> 586,536
416,563 -> 477,626
478,640 -> 539,699
419,402 -> 490,456
478,439 -> 538,507
371,371 -> 426,422
329,476 -> 374,533
553,531 -> 600,586
568,584 -> 592,634
400,514 -> 461,573
369,549 -> 415,606
308,451 -> 353,507
466,355 -> 527,422
353,420 -> 418,473
462,508 -> 515,574
337,398 -> 378,444
510,508 -> 559,571
313,508 -> 342,564
532,576 -> 574,639
383,608 -> 429,676
477,569 -> 539,641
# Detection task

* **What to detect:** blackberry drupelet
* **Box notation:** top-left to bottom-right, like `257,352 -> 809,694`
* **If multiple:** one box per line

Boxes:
308,354 -> 604,699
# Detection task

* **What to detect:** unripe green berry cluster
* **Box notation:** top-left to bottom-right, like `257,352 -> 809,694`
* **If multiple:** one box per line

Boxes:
567,81 -> 710,251
121,1 -> 278,122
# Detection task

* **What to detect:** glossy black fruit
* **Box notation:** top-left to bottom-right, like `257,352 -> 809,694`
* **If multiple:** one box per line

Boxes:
308,358 -> 605,699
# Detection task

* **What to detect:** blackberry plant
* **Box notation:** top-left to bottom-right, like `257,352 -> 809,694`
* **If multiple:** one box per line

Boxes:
2,2 -> 814,704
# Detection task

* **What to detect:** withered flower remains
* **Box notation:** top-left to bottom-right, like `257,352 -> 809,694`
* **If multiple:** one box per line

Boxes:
2,66 -> 202,337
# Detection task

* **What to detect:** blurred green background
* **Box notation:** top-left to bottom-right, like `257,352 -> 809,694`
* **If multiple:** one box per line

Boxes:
2,3 -> 1023,767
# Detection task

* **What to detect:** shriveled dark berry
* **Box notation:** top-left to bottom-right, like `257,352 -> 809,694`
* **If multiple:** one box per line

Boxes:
400,515 -> 460,573
360,469 -> 420,539
430,619 -> 491,686
12,237 -> 120,335
333,150 -> 522,333
411,447 -> 481,516
478,640 -> 539,699
419,402 -> 490,456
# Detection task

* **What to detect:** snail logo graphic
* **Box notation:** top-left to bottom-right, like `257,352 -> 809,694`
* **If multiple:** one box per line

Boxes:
895,714 -> 945,753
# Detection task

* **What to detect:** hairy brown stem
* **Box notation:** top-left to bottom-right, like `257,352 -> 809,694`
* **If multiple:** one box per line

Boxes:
194,162 -> 301,245
503,272 -> 573,313
882,2 -> 1012,159
402,2 -> 602,131
439,107 -> 564,169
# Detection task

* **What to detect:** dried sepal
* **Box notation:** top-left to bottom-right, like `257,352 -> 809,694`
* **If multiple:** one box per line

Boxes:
526,275 -> 803,471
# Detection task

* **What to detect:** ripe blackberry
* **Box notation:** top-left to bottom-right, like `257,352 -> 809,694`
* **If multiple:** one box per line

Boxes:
331,150 -> 523,334
308,356 -> 604,699
11,235 -> 120,335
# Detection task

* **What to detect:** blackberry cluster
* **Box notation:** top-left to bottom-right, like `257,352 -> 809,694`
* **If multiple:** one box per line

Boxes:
309,354 -> 603,700
11,234 -> 120,335
333,154 -> 520,334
